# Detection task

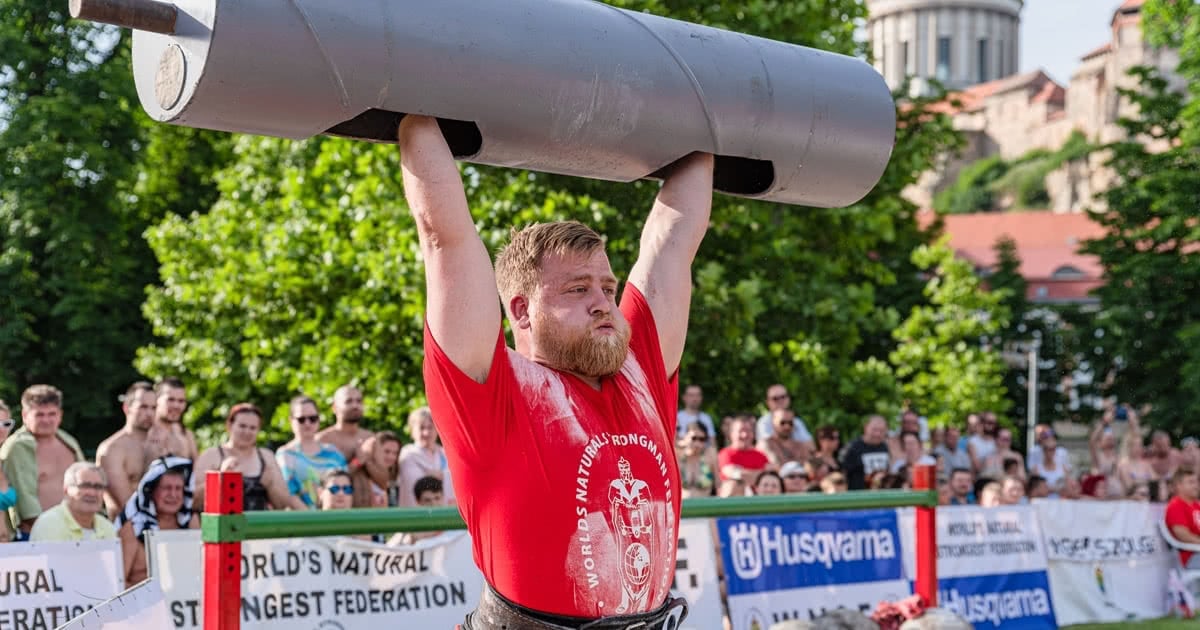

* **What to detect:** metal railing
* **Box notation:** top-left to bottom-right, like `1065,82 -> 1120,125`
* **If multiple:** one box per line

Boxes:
200,465 -> 939,629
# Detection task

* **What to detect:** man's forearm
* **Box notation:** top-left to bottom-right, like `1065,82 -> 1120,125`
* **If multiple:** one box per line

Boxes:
398,116 -> 475,250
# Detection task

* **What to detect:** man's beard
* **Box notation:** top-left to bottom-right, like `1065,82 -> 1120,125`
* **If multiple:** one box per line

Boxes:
534,310 -> 631,378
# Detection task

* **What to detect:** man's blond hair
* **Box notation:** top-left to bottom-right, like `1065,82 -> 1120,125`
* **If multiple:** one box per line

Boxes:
21,384 -> 62,409
494,221 -> 605,314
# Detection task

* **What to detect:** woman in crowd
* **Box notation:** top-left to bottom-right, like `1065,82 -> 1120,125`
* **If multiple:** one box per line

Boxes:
752,471 -> 784,496
353,430 -> 401,508
0,400 -> 14,542
813,424 -> 842,473
276,395 -> 348,508
677,421 -> 718,498
1028,428 -> 1071,495
1117,412 -> 1156,496
194,403 -> 305,511
978,481 -> 1003,507
820,472 -> 848,494
117,456 -> 198,584
396,407 -> 456,507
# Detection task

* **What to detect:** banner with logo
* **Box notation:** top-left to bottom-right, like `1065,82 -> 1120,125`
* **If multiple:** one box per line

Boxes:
0,539 -> 124,629
149,530 -> 483,629
60,579 -> 174,629
673,519 -> 724,630
718,509 -> 909,630
899,505 -> 1056,629
1036,500 -> 1171,625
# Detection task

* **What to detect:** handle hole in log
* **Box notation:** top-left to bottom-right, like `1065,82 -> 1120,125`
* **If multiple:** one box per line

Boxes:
650,155 -> 774,196
325,109 -> 482,159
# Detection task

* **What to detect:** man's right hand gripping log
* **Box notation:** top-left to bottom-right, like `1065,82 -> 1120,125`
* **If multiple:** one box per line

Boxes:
398,114 -> 712,629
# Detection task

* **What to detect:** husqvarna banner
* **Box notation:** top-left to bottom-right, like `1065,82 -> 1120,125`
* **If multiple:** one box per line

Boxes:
718,509 -> 910,630
899,505 -> 1057,629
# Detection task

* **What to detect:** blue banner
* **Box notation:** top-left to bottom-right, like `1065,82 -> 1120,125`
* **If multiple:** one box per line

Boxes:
718,509 -> 903,595
932,570 -> 1058,630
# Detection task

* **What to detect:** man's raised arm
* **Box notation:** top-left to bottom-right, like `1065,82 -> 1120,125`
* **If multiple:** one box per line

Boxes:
626,152 -> 714,377
399,115 -> 500,382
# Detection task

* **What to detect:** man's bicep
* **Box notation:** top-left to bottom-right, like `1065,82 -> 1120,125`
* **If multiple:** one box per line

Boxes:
424,241 -> 502,382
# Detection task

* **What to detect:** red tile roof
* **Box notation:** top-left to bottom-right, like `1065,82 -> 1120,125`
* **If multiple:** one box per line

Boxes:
1080,42 -> 1113,61
926,70 -> 1063,116
917,209 -> 1107,281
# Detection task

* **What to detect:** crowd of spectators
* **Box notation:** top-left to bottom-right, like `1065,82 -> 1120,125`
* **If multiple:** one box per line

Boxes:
0,381 -> 454,585
3,378 -> 1196,584
673,383 -> 1191,512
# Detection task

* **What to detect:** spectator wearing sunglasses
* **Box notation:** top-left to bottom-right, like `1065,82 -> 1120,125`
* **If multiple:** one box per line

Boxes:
676,421 -> 717,498
756,384 -> 812,445
0,400 -> 15,542
757,409 -> 812,469
29,462 -> 116,542
276,396 -> 349,508
318,469 -> 355,510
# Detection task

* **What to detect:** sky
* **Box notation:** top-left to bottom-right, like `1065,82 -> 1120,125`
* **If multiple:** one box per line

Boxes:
1019,0 -> 1128,84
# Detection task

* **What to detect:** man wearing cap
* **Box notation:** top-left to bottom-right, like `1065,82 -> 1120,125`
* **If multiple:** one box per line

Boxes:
779,461 -> 810,493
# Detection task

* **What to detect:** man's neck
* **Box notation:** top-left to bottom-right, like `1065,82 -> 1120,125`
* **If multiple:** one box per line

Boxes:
334,421 -> 362,433
68,506 -> 96,530
127,424 -> 149,438
33,431 -> 59,445
154,417 -> 182,431
684,407 -> 701,415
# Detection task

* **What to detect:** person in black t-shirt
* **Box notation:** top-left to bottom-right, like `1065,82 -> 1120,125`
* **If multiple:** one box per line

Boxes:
839,415 -> 891,490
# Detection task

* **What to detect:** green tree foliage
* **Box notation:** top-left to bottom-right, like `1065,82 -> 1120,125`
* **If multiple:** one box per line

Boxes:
1081,62 -> 1200,435
0,3 -> 234,447
890,240 -> 1012,427
138,1 -> 964,442
0,6 -> 150,444
935,131 -> 1094,213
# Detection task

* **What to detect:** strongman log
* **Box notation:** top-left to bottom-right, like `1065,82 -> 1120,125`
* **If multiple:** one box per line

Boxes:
76,0 -> 896,207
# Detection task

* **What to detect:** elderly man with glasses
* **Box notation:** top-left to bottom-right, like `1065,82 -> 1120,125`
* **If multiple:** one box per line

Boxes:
29,462 -> 116,542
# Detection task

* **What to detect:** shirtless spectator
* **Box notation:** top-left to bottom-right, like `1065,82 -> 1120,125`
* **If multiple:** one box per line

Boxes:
146,377 -> 198,460
97,382 -> 158,518
316,385 -> 373,462
0,400 -> 15,541
718,415 -> 769,482
0,385 -> 85,537
757,409 -> 811,468
1147,429 -> 1182,483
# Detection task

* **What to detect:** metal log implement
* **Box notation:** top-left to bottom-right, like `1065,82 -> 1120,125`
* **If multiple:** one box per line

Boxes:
72,0 -> 896,207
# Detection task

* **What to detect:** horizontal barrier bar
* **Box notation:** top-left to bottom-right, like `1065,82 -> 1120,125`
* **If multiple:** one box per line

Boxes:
201,489 -> 937,542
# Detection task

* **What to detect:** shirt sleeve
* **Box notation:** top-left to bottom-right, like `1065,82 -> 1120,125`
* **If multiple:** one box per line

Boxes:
423,324 -> 513,471
3,439 -> 43,522
620,283 -> 680,440
276,450 -> 301,497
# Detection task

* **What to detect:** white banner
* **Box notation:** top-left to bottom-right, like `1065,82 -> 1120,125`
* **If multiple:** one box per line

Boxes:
1036,500 -> 1171,625
149,530 -> 482,629
59,580 -> 174,629
0,539 -> 124,629
673,519 -> 725,630
899,505 -> 1048,579
899,505 -> 1057,629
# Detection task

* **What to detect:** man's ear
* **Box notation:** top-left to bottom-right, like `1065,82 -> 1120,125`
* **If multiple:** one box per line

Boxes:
510,295 -> 532,330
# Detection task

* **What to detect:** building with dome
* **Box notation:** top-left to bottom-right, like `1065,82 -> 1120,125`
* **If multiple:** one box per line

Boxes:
866,0 -> 1182,212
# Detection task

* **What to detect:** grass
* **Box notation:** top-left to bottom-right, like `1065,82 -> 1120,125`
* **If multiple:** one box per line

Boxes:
1065,619 -> 1197,629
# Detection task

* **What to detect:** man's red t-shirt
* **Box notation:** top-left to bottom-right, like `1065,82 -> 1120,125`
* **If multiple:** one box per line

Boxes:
717,447 -> 770,481
1165,495 -> 1200,565
424,284 -> 681,618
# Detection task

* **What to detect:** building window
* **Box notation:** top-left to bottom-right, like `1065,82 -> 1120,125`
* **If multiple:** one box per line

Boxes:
978,38 -> 989,82
998,40 -> 1005,77
903,41 -> 911,76
936,36 -> 951,81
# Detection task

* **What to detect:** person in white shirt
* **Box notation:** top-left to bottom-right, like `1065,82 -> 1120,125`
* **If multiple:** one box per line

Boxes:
675,384 -> 715,440
756,384 -> 812,443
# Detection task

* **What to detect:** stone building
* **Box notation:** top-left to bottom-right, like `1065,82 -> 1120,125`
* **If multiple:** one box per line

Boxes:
868,0 -> 1182,212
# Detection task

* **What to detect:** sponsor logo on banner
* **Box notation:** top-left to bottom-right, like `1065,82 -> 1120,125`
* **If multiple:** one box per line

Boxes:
0,539 -> 124,629
719,510 -> 908,630
719,509 -> 901,594
1044,534 -> 1162,561
938,571 -> 1056,629
149,530 -> 482,629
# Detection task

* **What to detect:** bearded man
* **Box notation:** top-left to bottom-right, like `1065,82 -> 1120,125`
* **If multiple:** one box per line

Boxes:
401,115 -> 712,629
